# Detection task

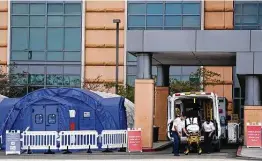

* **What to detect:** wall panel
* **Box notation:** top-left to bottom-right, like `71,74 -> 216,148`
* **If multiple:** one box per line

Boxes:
0,1 -> 8,69
85,48 -> 124,65
84,66 -> 124,83
204,0 -> 234,114
85,30 -> 124,45
85,1 -> 125,86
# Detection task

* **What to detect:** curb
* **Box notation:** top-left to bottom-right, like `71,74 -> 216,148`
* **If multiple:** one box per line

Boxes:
236,146 -> 242,157
236,146 -> 262,161
143,142 -> 172,152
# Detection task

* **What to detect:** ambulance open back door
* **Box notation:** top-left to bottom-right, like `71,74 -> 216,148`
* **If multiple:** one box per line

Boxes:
167,96 -> 174,140
167,92 -> 222,151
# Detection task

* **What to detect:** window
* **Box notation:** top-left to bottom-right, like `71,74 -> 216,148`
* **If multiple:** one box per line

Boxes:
48,114 -> 56,124
10,2 -> 82,91
169,66 -> 199,81
127,1 -> 201,30
234,2 -> 262,30
35,114 -> 43,124
11,2 -> 82,61
126,53 -> 200,86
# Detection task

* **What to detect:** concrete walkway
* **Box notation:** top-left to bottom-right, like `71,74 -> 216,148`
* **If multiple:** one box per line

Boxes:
237,146 -> 262,160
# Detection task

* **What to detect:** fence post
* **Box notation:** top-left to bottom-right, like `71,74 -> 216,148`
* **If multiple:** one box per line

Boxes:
86,145 -> 92,154
102,145 -> 112,153
0,136 -> 2,150
27,146 -> 32,154
118,144 -> 126,152
63,146 -> 72,154
44,146 -> 55,154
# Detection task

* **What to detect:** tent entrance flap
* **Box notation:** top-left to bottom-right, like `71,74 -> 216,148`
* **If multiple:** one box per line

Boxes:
32,104 -> 59,131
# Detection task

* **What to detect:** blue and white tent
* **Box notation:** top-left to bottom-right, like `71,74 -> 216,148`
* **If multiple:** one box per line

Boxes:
0,88 -> 127,143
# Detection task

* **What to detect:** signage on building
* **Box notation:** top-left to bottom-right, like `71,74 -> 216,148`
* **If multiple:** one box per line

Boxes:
127,128 -> 142,152
6,130 -> 21,155
246,125 -> 261,148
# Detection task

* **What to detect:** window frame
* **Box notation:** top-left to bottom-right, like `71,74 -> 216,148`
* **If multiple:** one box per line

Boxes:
234,1 -> 262,30
10,1 -> 82,90
127,1 -> 201,30
35,114 -> 44,124
10,1 -> 82,62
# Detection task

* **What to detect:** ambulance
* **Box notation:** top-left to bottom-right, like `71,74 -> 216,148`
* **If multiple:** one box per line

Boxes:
167,92 -> 222,151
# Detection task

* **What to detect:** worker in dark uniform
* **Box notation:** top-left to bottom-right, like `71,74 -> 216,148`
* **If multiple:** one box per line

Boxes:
171,109 -> 185,156
202,118 -> 215,154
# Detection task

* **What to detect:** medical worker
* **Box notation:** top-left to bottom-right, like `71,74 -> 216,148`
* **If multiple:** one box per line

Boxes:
202,118 -> 216,154
172,109 -> 186,156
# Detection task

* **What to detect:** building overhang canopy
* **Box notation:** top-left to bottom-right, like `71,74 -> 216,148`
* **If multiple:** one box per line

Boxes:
127,30 -> 262,66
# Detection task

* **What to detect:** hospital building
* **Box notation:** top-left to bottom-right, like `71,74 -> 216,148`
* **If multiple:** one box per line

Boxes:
0,0 -> 262,148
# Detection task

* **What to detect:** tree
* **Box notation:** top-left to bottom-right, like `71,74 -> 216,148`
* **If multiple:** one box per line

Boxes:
83,75 -> 135,102
0,63 -> 28,97
83,67 -> 223,101
104,82 -> 135,102
169,67 -> 224,94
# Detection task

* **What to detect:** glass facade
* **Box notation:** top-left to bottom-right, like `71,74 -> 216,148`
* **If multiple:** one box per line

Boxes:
10,1 -> 82,92
127,1 -> 201,30
126,53 -> 199,86
126,53 -> 157,86
126,1 -> 201,86
234,1 -> 262,30
169,66 -> 199,81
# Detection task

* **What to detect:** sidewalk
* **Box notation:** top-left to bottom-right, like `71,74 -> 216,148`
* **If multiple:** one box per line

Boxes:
142,141 -> 172,152
237,146 -> 262,160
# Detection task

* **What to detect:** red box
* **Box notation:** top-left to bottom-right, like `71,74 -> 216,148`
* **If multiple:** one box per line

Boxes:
127,130 -> 142,152
246,125 -> 261,147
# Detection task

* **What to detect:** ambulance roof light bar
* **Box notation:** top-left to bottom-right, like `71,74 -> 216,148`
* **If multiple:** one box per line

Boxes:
174,92 -> 212,97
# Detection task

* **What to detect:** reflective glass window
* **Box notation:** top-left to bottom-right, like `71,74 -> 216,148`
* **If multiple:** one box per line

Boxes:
127,1 -> 201,30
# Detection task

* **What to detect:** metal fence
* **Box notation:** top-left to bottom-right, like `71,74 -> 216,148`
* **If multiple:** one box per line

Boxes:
59,130 -> 99,150
2,129 -> 129,153
101,130 -> 127,149
21,131 -> 58,150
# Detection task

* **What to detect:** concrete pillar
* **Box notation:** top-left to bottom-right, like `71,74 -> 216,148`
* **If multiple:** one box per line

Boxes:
154,65 -> 169,141
245,76 -> 261,106
136,53 -> 152,79
156,65 -> 169,87
134,53 -> 155,148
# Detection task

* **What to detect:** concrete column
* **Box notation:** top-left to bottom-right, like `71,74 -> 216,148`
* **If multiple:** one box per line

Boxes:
156,65 -> 170,87
154,65 -> 169,141
136,53 -> 152,79
134,52 -> 155,148
245,76 -> 261,106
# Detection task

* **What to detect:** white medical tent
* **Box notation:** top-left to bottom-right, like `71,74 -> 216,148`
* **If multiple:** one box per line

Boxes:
91,90 -> 135,128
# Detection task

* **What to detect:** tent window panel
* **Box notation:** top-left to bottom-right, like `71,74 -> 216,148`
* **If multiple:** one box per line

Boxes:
35,114 -> 43,124
48,114 -> 56,124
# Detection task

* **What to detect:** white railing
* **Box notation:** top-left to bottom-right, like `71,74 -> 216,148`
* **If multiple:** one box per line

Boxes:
101,130 -> 127,149
59,130 -> 98,150
6,130 -> 129,152
21,131 -> 58,150
0,135 -> 2,145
